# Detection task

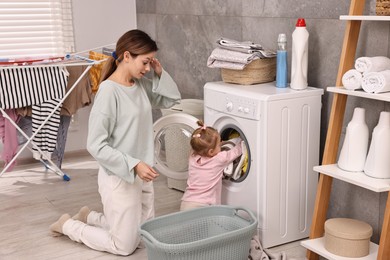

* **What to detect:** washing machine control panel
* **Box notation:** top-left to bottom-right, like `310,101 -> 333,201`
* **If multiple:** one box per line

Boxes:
204,88 -> 261,120
223,95 -> 260,120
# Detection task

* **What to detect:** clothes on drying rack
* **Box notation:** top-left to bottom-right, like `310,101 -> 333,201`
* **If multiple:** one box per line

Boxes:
1,66 -> 67,160
0,66 -> 69,160
62,65 -> 92,116
88,51 -> 110,93
2,66 -> 91,168
16,65 -> 92,117
0,64 -> 92,169
17,115 -> 71,169
0,66 -> 68,109
0,109 -> 20,170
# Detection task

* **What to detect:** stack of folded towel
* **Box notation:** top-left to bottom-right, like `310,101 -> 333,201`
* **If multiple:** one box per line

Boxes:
342,56 -> 390,93
207,38 -> 276,70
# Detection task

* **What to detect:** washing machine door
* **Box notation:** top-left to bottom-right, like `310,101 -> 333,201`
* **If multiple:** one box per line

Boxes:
153,113 -> 199,180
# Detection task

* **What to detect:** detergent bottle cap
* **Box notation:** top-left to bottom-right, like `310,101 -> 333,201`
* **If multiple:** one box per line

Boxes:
296,18 -> 306,27
277,33 -> 287,44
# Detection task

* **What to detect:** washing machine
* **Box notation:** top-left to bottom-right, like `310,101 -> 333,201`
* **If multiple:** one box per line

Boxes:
204,81 -> 323,248
153,99 -> 203,192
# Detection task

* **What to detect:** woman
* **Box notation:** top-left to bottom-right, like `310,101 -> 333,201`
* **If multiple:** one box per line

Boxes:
50,29 -> 181,255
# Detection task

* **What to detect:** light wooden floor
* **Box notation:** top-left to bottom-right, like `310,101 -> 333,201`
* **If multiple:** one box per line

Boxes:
0,153 -> 310,260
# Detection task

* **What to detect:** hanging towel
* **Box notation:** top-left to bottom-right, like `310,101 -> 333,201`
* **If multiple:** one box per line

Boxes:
362,70 -> 390,93
355,56 -> 390,73
207,47 -> 261,70
342,69 -> 363,90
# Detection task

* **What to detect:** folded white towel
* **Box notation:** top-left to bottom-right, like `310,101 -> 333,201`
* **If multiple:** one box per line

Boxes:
362,70 -> 390,93
207,47 -> 261,70
342,69 -> 363,90
355,56 -> 390,73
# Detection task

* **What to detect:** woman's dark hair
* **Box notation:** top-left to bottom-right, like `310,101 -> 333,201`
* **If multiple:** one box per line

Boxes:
99,29 -> 158,84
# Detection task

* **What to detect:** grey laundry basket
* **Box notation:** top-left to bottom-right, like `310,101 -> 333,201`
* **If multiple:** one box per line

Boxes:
139,205 -> 257,260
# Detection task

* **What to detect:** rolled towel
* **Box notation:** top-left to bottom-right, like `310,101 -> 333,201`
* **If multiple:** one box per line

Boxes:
362,70 -> 390,93
355,56 -> 390,73
207,47 -> 261,70
342,69 -> 363,90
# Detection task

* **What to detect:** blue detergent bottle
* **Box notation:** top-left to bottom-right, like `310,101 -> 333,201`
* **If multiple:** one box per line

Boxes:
276,33 -> 288,88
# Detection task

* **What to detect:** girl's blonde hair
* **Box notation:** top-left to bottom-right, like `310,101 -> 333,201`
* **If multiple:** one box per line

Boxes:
190,120 -> 219,157
99,29 -> 158,85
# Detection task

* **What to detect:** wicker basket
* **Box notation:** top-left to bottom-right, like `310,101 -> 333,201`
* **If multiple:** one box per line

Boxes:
221,57 -> 276,85
376,0 -> 390,15
139,205 -> 257,260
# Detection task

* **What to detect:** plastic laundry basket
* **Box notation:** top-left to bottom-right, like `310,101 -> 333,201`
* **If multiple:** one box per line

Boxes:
139,205 -> 257,260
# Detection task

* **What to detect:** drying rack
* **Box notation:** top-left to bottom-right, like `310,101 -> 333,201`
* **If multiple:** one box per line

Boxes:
0,48 -> 111,181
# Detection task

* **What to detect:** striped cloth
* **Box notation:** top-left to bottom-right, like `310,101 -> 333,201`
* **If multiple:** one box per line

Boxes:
0,66 -> 67,109
0,66 -> 68,160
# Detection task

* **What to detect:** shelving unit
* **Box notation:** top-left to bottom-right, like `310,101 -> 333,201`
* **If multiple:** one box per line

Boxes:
302,237 -> 379,260
301,1 -> 390,259
313,165 -> 390,193
327,87 -> 390,102
340,15 -> 390,21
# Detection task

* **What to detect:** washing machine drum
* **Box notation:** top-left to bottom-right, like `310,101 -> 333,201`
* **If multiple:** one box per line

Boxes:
153,113 -> 199,180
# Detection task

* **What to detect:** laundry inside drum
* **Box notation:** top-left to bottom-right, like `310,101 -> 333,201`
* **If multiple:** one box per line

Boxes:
220,129 -> 250,182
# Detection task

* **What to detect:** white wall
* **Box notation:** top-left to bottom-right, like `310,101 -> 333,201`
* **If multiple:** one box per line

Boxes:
65,0 -> 137,153
14,0 -> 137,160
72,0 -> 137,52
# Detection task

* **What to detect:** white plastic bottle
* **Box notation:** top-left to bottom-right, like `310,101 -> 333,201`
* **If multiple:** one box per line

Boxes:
364,111 -> 390,178
337,107 -> 369,172
290,18 -> 309,90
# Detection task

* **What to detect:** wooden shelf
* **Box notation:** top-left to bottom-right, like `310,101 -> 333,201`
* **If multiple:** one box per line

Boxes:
314,164 -> 390,192
340,15 -> 390,21
327,87 -> 390,102
307,2 -> 390,259
301,237 -> 379,260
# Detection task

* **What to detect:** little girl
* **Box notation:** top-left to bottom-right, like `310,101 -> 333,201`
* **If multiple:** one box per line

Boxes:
180,120 -> 243,211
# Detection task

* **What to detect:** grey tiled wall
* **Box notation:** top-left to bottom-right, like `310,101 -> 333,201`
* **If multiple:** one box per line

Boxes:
137,0 -> 388,243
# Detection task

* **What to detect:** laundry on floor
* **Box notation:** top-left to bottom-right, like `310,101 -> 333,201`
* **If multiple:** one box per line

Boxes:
248,235 -> 287,260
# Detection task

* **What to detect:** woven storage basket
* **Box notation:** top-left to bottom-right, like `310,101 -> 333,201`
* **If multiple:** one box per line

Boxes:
221,57 -> 276,85
324,218 -> 373,258
139,205 -> 257,260
376,0 -> 390,15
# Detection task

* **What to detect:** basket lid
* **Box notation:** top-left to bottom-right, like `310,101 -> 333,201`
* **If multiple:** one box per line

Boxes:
325,218 -> 373,240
